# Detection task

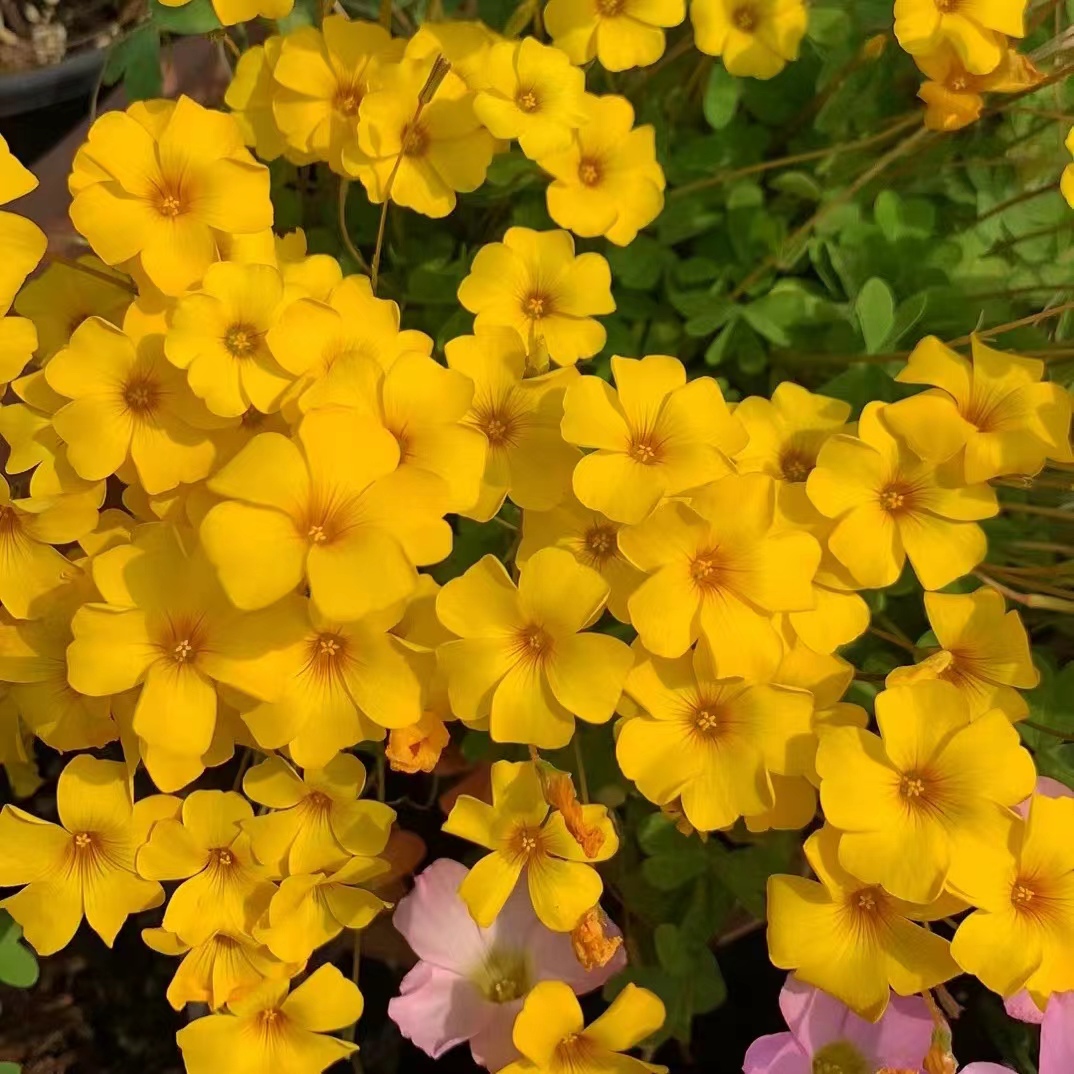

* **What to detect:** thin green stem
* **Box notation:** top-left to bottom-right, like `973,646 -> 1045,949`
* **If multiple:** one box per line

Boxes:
573,736 -> 590,805
337,179 -> 369,272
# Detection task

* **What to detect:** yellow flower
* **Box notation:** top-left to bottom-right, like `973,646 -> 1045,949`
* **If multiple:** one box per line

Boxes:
255,858 -> 389,963
297,349 -> 486,514
66,524 -> 305,791
176,963 -> 363,1074
951,794 -> 1074,1000
894,0 -> 1026,75
241,753 -> 395,876
0,575 -> 116,750
445,326 -> 581,520
884,335 -> 1074,482
458,228 -> 615,368
691,0 -> 809,79
46,318 -> 224,495
273,18 -> 400,174
545,0 -> 687,72
619,473 -> 821,679
916,43 -> 1043,132
14,255 -> 129,363
225,39 -> 293,163
137,789 -> 276,945
443,760 -> 618,930
0,756 -> 174,955
817,679 -> 1035,904
386,712 -> 451,773
267,274 -> 433,410
69,97 -> 272,295
239,599 -> 426,768
618,644 -> 814,831
538,94 -> 665,247
158,0 -> 293,28
806,401 -> 998,590
0,474 -> 97,619
0,694 -> 40,799
767,825 -> 960,1021
143,926 -> 299,1012
354,56 -> 496,218
887,588 -> 1038,721
200,408 -> 450,618
500,981 -> 667,1074
474,39 -> 587,159
166,261 -> 293,418
436,548 -> 634,748
0,134 -> 47,317
1064,127 -> 1074,209
562,354 -> 745,524
518,494 -> 644,623
405,19 -> 501,92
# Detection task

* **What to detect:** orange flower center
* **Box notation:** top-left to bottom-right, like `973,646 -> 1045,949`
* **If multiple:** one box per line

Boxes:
690,548 -> 725,591
596,0 -> 626,13
1007,874 -> 1066,927
523,292 -> 553,319
935,0 -> 960,11
155,189 -> 186,219
628,434 -> 662,464
172,639 -> 195,664
159,617 -> 206,667
401,121 -> 430,158
73,831 -> 94,849
513,624 -> 553,666
516,88 -> 541,113
779,448 -> 814,482
900,774 -> 927,798
578,158 -> 603,187
307,631 -> 349,684
123,372 -> 162,416
692,704 -> 724,738
211,847 -> 235,868
1012,883 -> 1035,906
732,3 -> 758,31
334,85 -> 363,116
508,823 -> 545,860
224,323 -> 259,359
472,398 -> 521,447
583,523 -> 617,564
878,483 -> 914,514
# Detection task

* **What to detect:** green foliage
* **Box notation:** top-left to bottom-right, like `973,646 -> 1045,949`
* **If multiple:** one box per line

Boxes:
149,0 -> 222,32
1019,658 -> 1074,786
0,910 -> 38,989
102,25 -> 164,102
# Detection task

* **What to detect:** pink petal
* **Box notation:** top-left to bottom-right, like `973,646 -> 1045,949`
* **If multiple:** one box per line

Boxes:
528,913 -> 627,994
388,962 -> 492,1059
958,1066 -> 1015,1074
393,858 -> 488,972
1041,992 -> 1074,1074
743,1032 -> 810,1074
846,991 -> 934,1069
1015,777 -> 1074,818
470,998 -> 523,1072
1005,989 -> 1046,1025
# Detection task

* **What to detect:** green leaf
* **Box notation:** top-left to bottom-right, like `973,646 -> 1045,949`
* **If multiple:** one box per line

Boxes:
654,923 -> 693,977
275,0 -> 319,29
0,1063 -> 21,1074
856,277 -> 896,354
102,25 -> 163,101
703,65 -> 741,130
150,0 -> 221,33
0,910 -> 39,989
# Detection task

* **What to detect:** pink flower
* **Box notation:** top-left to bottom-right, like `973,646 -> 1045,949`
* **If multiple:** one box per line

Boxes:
975,992 -> 1074,1074
388,857 -> 625,1071
743,976 -> 933,1074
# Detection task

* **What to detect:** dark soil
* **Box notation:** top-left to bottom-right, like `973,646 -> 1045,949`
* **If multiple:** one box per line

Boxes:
0,0 -> 141,73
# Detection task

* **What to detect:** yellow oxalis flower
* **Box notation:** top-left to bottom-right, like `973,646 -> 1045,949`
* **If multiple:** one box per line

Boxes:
806,401 -> 999,591
142,927 -> 299,1012
137,789 -> 276,945
884,335 -> 1074,482
767,825 -> 960,1022
539,94 -> 665,247
267,274 -> 432,409
0,755 -> 175,955
436,548 -> 634,748
239,598 -> 425,768
545,0 -> 687,72
443,760 -> 618,930
176,963 -> 363,1074
405,20 -> 501,92
0,474 -> 97,619
500,980 -> 667,1074
386,712 -> 451,773
225,39 -> 295,164
69,97 -> 272,296
0,695 -> 40,798
950,794 -> 1074,1001
200,407 -> 450,619
1064,127 -> 1074,208
887,587 -> 1039,721
0,575 -> 116,751
617,644 -> 814,832
273,18 -> 400,174
519,494 -> 644,623
817,679 -> 1036,905
354,56 -> 496,218
619,473 -> 821,679
14,255 -> 129,363
691,0 -> 808,80
458,227 -> 615,367
916,43 -> 1043,132
894,0 -> 1026,75
562,354 -> 745,524
446,326 -> 580,520
241,752 -> 395,876
66,524 -> 306,791
46,317 -> 222,495
298,350 -> 486,514
166,261 -> 294,418
159,0 -> 293,28
474,38 -> 587,159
